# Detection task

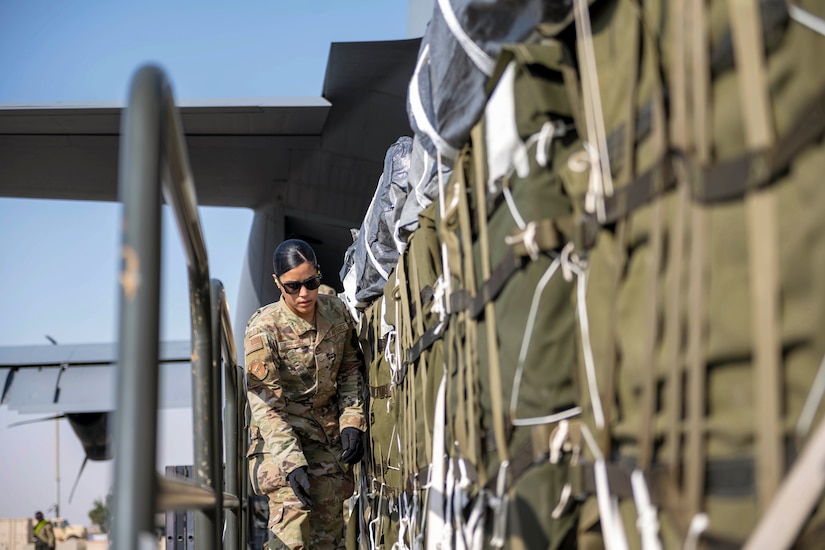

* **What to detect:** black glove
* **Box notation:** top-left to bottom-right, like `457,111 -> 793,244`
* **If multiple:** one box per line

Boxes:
340,427 -> 364,464
287,466 -> 313,508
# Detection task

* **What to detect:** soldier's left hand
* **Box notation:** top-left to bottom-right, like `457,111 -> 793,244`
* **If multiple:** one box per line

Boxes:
287,466 -> 313,508
341,427 -> 364,464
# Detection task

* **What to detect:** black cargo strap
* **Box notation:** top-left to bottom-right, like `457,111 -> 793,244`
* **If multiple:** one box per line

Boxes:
453,217 -> 571,319
403,317 -> 448,367
369,383 -> 392,399
479,446 -> 780,510
600,156 -> 677,225
694,86 -> 825,202
450,250 -> 526,319
367,480 -> 402,518
573,450 -> 799,504
482,437 -> 539,494
404,217 -> 571,368
602,1 -> 790,178
601,87 -> 825,224
569,458 -> 775,550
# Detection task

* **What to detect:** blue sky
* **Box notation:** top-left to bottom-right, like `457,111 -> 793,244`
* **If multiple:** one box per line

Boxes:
0,0 -> 417,527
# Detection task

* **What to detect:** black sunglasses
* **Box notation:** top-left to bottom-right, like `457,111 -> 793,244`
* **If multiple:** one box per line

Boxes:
278,274 -> 323,294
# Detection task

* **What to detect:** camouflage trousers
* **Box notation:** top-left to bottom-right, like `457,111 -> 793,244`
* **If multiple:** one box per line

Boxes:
250,439 -> 355,550
264,472 -> 354,550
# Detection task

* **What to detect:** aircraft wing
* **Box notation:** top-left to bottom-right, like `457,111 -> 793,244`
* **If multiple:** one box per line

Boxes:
0,38 -> 421,291
0,39 -> 419,212
0,341 -> 192,414
0,97 -> 330,208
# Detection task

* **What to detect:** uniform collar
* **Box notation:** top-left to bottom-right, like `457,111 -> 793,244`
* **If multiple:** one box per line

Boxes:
276,295 -> 333,341
314,297 -> 334,343
277,295 -> 314,336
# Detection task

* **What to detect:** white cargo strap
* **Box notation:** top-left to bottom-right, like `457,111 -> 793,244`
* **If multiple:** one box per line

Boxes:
451,459 -> 479,550
796,353 -> 825,438
683,514 -> 709,550
502,185 -> 527,230
444,459 -> 457,549
392,496 -> 409,550
384,329 -> 400,398
463,493 -> 485,550
430,275 -> 449,336
787,2 -> 825,36
488,461 -> 511,548
390,278 -> 405,389
369,515 -> 381,549
581,424 -> 629,550
383,330 -> 397,371
393,518 -> 411,550
550,421 -> 574,519
384,423 -> 402,475
436,151 -> 454,316
410,490 -> 424,549
572,0 -> 614,222
549,420 -> 570,465
509,252 -> 583,426
425,374 -> 448,550
504,220 -> 539,260
744,413 -> 825,549
561,242 -> 606,429
630,470 -> 662,550
369,482 -> 386,550
366,238 -> 390,281
409,44 -> 461,160
393,487 -> 420,550
582,142 -> 609,224
436,0 -> 495,76
531,120 -> 571,168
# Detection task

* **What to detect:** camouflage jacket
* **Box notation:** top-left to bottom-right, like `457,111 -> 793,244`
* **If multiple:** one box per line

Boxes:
245,294 -> 366,474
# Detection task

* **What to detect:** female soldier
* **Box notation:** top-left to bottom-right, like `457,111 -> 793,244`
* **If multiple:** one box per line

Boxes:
245,239 -> 366,549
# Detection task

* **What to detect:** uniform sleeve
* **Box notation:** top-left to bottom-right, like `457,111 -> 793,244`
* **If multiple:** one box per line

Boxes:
245,327 -> 308,473
337,313 -> 367,432
45,524 -> 55,547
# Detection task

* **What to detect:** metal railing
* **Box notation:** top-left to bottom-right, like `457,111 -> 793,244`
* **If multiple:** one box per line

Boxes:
112,64 -> 248,550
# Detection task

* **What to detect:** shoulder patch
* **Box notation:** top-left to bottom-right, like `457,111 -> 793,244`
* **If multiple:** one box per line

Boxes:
245,334 -> 265,355
247,360 -> 268,380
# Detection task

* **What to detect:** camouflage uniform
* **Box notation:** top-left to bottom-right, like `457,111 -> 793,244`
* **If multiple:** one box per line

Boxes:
245,293 -> 366,549
317,284 -> 337,296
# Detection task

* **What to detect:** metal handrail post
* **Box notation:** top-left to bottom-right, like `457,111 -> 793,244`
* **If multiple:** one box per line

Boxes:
115,63 -> 254,550
240,375 -> 250,550
216,280 -> 239,550
160,77 -> 219,550
242,402 -> 252,550
112,65 -> 165,550
114,63 -> 231,549
208,280 -> 227,546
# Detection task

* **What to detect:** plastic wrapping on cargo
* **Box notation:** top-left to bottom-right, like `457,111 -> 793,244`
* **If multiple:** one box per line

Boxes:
391,135 -> 451,246
396,0 -> 544,238
339,137 -> 413,315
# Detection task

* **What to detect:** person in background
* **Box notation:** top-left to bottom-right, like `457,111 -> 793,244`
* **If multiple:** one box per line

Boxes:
317,283 -> 337,296
245,238 -> 366,549
33,511 -> 55,550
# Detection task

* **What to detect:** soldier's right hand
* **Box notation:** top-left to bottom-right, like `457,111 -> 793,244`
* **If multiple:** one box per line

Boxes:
287,466 -> 313,508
